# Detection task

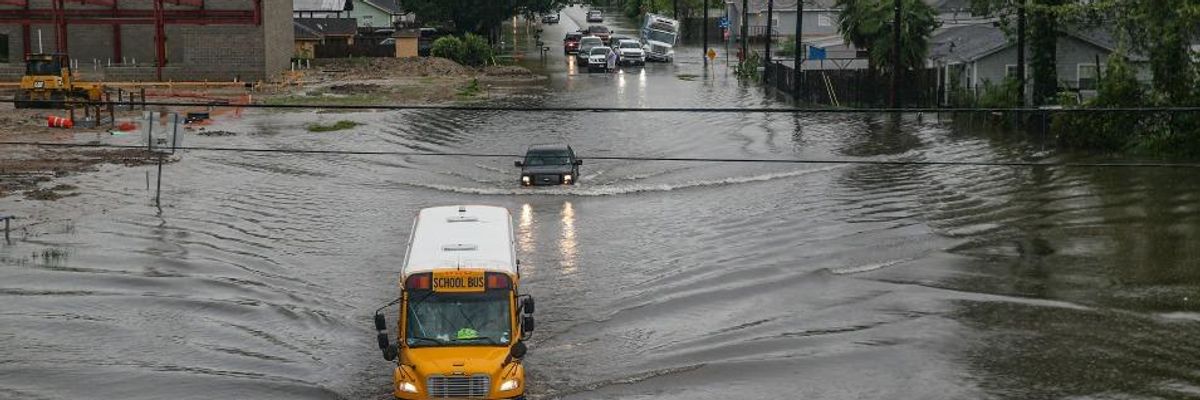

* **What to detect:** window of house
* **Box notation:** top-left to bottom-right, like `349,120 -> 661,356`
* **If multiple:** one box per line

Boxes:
1006,65 -> 1029,78
1078,63 -> 1098,90
818,15 -> 832,27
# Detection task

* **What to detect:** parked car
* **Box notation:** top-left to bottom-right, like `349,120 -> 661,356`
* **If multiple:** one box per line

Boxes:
515,144 -> 582,186
541,13 -> 560,23
586,47 -> 614,72
563,32 -> 583,54
587,25 -> 612,44
615,39 -> 646,66
586,9 -> 603,22
575,36 -> 604,62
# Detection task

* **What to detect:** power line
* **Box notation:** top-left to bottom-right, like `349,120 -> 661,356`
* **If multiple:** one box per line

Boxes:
7,100 -> 1200,113
4,141 -> 1200,169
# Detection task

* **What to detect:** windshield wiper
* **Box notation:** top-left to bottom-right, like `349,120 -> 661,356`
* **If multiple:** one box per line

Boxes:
408,336 -> 444,345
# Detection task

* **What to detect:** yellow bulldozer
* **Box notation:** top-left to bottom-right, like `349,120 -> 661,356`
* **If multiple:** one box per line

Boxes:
14,53 -> 104,109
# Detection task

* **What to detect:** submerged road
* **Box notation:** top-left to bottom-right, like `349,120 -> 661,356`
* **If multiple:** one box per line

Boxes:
2,6 -> 1199,400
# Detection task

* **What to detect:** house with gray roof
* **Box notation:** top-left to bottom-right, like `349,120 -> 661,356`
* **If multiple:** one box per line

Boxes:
928,24 -> 1150,104
293,0 -> 409,29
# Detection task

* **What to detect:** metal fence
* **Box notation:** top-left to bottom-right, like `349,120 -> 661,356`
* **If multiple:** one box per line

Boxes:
764,61 -> 941,107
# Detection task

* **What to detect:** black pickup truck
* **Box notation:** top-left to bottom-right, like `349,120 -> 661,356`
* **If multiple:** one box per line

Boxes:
515,144 -> 582,186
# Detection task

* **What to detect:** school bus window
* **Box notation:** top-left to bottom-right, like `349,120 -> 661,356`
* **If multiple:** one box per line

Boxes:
406,291 -> 511,347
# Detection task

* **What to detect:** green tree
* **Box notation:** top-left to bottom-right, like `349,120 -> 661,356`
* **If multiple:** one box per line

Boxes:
401,0 -> 572,35
1028,0 -> 1063,106
835,0 -> 938,81
1114,0 -> 1198,105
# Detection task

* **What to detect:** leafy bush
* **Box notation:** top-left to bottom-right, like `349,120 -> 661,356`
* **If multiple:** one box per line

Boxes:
459,34 -> 494,67
1053,52 -> 1144,152
430,34 -> 493,67
431,36 -> 465,62
976,78 -> 1021,108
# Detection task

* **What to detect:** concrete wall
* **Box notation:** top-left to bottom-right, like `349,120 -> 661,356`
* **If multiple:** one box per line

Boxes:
0,0 -> 294,82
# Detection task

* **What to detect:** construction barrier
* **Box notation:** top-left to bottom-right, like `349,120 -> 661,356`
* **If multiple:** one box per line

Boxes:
47,115 -> 74,128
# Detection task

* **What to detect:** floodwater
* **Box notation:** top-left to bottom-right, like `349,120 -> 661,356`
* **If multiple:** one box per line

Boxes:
3,6 -> 1200,400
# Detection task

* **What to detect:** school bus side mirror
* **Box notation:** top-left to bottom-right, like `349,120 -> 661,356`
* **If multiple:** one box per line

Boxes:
522,297 -> 535,314
377,332 -> 396,361
374,314 -> 387,331
522,316 -> 535,333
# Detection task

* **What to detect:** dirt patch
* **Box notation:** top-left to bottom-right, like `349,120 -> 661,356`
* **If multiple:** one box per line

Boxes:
318,57 -> 470,80
266,57 -> 546,106
482,65 -> 536,77
328,83 -> 383,94
1,146 -> 166,199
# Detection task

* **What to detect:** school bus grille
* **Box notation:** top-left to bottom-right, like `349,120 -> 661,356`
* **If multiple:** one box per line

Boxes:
427,375 -> 490,398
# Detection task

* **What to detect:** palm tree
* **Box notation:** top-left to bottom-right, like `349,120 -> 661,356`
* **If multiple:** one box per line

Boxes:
835,0 -> 938,81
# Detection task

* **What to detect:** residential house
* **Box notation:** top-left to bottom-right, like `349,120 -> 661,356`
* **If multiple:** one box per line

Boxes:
293,17 -> 359,59
294,0 -> 409,29
928,24 -> 1151,104
294,0 -> 353,18
726,0 -> 841,41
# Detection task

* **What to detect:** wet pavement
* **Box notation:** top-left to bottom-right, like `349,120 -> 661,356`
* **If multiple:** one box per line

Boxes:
2,6 -> 1200,400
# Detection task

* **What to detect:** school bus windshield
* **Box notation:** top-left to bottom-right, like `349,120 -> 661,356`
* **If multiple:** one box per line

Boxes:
406,292 -> 511,347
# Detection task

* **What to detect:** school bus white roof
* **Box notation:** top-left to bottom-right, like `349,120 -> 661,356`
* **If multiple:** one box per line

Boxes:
402,205 -> 517,278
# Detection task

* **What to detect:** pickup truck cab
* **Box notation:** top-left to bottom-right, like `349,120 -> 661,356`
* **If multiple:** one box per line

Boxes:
375,205 -> 535,400
587,25 -> 612,44
575,36 -> 603,62
515,144 -> 582,186
615,40 -> 646,66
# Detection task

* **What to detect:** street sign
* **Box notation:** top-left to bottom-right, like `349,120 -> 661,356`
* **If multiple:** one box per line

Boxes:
808,46 -> 827,61
718,16 -> 730,29
707,48 -> 717,61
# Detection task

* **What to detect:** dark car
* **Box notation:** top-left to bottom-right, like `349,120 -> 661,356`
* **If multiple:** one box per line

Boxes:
587,9 -> 603,22
515,144 -> 582,186
542,13 -> 560,24
417,28 -> 439,56
563,32 -> 583,54
587,25 -> 612,44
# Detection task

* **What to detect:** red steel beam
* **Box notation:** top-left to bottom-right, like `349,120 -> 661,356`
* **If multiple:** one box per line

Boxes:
153,0 -> 164,80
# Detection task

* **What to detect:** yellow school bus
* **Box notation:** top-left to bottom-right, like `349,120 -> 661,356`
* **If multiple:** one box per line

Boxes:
375,205 -> 535,399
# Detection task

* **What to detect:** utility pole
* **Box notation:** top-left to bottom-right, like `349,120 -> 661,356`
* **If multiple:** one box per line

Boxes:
764,0 -> 774,83
890,0 -> 901,108
741,0 -> 749,61
794,0 -> 804,100
703,0 -> 709,65
1016,0 -> 1027,106
674,0 -> 678,20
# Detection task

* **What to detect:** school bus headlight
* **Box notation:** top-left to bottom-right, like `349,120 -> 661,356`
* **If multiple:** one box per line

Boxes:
398,382 -> 418,393
499,379 -> 520,391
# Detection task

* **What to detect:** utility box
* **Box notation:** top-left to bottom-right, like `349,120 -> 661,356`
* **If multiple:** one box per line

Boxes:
394,29 -> 419,58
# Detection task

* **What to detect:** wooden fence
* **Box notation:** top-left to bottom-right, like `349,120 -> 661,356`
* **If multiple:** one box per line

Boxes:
314,41 -> 395,58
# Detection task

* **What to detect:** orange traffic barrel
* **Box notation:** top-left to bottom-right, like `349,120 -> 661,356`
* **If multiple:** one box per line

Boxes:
47,116 -> 75,129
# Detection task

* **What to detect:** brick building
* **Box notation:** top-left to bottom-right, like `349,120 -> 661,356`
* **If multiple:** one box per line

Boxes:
0,0 -> 293,82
